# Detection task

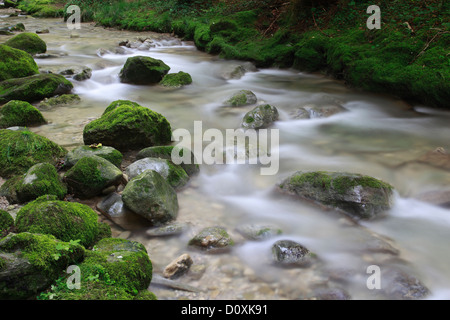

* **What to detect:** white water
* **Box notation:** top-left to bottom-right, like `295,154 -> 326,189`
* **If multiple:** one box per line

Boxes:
2,15 -> 450,300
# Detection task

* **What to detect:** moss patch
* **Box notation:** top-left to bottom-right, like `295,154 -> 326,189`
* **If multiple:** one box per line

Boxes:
160,71 -> 193,87
0,44 -> 39,82
0,100 -> 46,128
4,32 -> 47,55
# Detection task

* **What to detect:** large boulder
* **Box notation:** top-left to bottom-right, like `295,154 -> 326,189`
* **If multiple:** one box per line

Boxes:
0,100 -> 46,128
0,129 -> 67,178
125,157 -> 189,190
0,44 -> 39,82
15,195 -> 102,247
0,232 -> 85,299
278,171 -> 394,220
0,73 -> 73,104
64,145 -> 123,168
0,163 -> 67,204
241,104 -> 279,129
83,100 -> 172,151
136,145 -> 199,176
64,155 -> 123,199
122,170 -> 179,226
4,32 -> 47,55
119,56 -> 170,84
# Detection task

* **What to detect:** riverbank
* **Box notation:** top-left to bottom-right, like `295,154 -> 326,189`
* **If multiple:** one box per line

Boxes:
12,0 -> 450,109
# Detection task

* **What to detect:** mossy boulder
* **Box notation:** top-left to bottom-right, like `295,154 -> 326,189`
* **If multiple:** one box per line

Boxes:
125,157 -> 189,190
15,195 -> 101,247
38,237 -> 154,299
0,129 -> 67,178
39,94 -> 81,109
0,44 -> 39,82
4,32 -> 47,55
241,104 -> 279,129
0,210 -> 14,237
224,90 -> 257,107
64,155 -> 123,199
278,171 -> 394,220
136,145 -> 199,176
0,163 -> 67,204
0,100 -> 46,128
188,226 -> 234,252
0,232 -> 85,299
122,170 -> 179,226
160,71 -> 192,88
83,100 -> 172,151
119,56 -> 170,85
64,145 -> 123,168
0,73 -> 74,104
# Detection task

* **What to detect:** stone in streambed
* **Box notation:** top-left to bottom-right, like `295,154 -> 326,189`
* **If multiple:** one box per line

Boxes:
224,90 -> 257,107
241,104 -> 279,129
4,32 -> 47,55
278,171 -> 394,220
271,239 -> 315,266
0,44 -> 39,82
0,100 -> 46,128
188,226 -> 234,252
39,94 -> 81,109
163,253 -> 193,279
122,170 -> 179,226
235,224 -> 282,241
119,56 -> 170,85
160,71 -> 192,88
63,155 -> 123,199
64,145 -> 123,168
290,104 -> 347,120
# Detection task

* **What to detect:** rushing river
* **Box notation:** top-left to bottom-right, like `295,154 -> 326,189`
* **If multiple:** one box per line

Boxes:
2,14 -> 450,300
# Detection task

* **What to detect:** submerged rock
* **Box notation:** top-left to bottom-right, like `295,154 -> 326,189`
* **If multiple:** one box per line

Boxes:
145,221 -> 189,237
188,226 -> 234,252
122,170 -> 179,226
290,104 -> 347,119
73,67 -> 92,81
235,224 -> 282,241
0,73 -> 73,104
163,253 -> 193,279
241,104 -> 279,129
278,171 -> 394,220
119,56 -> 170,85
4,32 -> 47,55
64,155 -> 123,199
39,94 -> 81,109
0,100 -> 46,128
0,232 -> 85,299
382,268 -> 430,300
224,90 -> 257,107
271,239 -> 314,266
0,44 -> 39,82
83,100 -> 172,151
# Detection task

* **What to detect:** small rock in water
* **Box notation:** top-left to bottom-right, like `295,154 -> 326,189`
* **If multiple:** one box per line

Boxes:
312,287 -> 351,300
36,29 -> 49,34
271,239 -> 314,266
382,268 -> 430,300
163,253 -> 193,279
188,226 -> 234,252
235,224 -> 282,241
145,222 -> 189,237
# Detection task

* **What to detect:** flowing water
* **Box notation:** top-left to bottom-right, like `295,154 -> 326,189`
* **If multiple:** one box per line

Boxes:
2,14 -> 450,300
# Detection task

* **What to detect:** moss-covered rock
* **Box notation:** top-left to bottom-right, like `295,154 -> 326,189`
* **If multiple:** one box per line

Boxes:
0,232 -> 85,299
0,129 -> 67,178
0,73 -> 73,104
73,68 -> 92,81
278,171 -> 394,220
83,100 -> 172,151
0,100 -> 46,128
0,210 -> 14,237
160,71 -> 192,87
4,32 -> 47,55
15,195 -> 101,247
119,56 -> 170,84
136,145 -> 199,176
241,104 -> 279,129
224,90 -> 257,107
122,170 -> 178,226
0,44 -> 39,82
125,157 -> 189,190
188,226 -> 234,252
39,94 -> 81,109
64,145 -> 123,168
64,155 -> 123,199
0,163 -> 66,204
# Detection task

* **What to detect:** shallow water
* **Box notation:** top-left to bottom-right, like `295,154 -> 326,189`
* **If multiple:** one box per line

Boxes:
2,14 -> 450,300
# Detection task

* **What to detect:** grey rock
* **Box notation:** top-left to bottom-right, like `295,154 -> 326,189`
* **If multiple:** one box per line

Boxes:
241,104 -> 279,129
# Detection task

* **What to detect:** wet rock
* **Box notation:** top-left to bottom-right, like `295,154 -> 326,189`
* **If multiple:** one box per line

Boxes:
125,157 -> 189,190
39,94 -> 81,109
64,155 -> 123,199
241,104 -> 279,129
235,224 -> 282,241
119,56 -> 170,85
73,68 -> 92,81
0,44 -> 38,82
271,239 -> 314,266
122,170 -> 179,226
414,189 -> 450,208
382,269 -> 430,300
4,32 -> 46,55
290,104 -> 347,120
188,226 -> 234,252
163,253 -> 193,279
64,145 -> 123,168
33,53 -> 59,59
35,28 -> 49,34
145,222 -> 189,237
416,147 -> 450,170
278,171 -> 394,220
312,287 -> 351,300
224,90 -> 257,107
160,71 -> 192,88
0,100 -> 46,129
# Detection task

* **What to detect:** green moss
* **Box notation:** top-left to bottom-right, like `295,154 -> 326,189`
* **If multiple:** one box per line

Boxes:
15,198 -> 100,248
160,71 -> 193,87
0,129 -> 67,178
0,44 -> 39,82
17,0 -> 65,17
4,33 -> 47,55
0,100 -> 47,128
39,94 -> 81,109
64,156 -> 105,191
64,145 -> 123,168
0,209 -> 14,233
102,99 -> 141,116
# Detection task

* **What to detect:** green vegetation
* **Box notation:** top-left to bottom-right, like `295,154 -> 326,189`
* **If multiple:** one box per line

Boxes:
0,210 -> 14,237
0,45 -> 39,82
160,71 -> 193,87
60,0 -> 448,108
17,0 -> 66,17
0,100 -> 47,129
4,33 -> 47,55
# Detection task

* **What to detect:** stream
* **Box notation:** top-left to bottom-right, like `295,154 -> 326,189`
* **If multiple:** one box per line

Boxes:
1,13 -> 450,300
